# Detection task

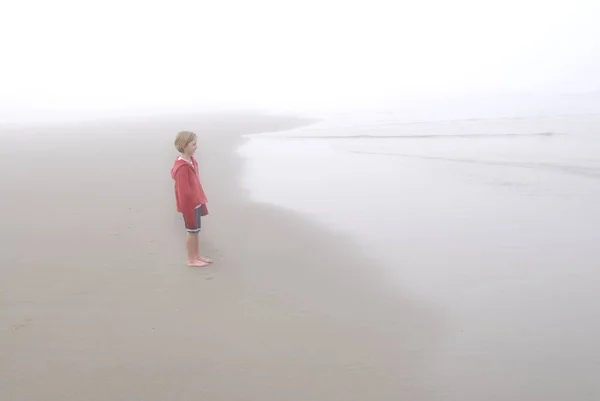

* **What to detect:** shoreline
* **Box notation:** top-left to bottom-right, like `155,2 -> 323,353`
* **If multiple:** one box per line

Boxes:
231,111 -> 600,401
0,113 -> 440,400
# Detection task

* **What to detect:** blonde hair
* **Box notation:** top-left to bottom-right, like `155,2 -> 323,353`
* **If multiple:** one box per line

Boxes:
174,131 -> 197,153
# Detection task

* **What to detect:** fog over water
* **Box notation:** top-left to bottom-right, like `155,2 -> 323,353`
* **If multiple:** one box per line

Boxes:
1,0 -> 600,124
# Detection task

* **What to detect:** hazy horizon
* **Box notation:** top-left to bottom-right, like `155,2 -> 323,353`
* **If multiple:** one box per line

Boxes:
2,0 -> 600,123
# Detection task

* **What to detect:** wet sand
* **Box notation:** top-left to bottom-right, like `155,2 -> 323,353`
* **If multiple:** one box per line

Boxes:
0,114 -> 440,400
240,112 -> 600,400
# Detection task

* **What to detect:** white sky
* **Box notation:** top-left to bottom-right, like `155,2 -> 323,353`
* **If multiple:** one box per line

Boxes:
1,0 -> 599,121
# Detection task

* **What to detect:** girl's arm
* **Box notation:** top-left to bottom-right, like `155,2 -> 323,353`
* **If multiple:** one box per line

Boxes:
175,167 -> 197,228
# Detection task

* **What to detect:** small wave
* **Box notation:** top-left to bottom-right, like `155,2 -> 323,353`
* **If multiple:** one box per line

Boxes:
349,151 -> 600,179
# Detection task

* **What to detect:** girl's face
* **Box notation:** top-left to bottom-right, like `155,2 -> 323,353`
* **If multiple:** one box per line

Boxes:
184,140 -> 197,156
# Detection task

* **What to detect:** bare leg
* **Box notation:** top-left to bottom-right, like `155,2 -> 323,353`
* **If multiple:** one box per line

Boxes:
187,232 -> 207,267
193,236 -> 200,260
193,234 -> 213,263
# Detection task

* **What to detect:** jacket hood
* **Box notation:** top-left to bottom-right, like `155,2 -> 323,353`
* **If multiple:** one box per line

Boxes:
171,157 -> 194,179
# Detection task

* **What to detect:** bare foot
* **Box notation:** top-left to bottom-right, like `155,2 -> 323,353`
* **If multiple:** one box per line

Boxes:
197,256 -> 213,263
188,260 -> 209,267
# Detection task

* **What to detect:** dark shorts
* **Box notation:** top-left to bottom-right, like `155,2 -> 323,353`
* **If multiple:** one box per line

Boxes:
183,207 -> 202,233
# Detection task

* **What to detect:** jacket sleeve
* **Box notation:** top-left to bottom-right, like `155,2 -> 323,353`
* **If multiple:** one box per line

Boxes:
174,167 -> 197,228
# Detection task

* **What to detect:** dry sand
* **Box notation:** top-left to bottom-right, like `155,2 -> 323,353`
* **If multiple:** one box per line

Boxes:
0,114 -> 440,400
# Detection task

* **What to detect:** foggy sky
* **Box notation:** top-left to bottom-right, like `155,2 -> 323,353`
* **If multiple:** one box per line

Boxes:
1,0 -> 599,122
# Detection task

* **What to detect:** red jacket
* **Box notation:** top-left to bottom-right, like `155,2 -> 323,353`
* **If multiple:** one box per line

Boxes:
171,156 -> 208,224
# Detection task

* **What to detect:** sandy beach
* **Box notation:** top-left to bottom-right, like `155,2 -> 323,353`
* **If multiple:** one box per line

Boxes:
3,110 -> 600,400
0,114 -> 440,400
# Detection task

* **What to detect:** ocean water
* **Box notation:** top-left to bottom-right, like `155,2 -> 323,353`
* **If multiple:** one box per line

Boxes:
239,95 -> 600,277
238,95 -> 600,399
